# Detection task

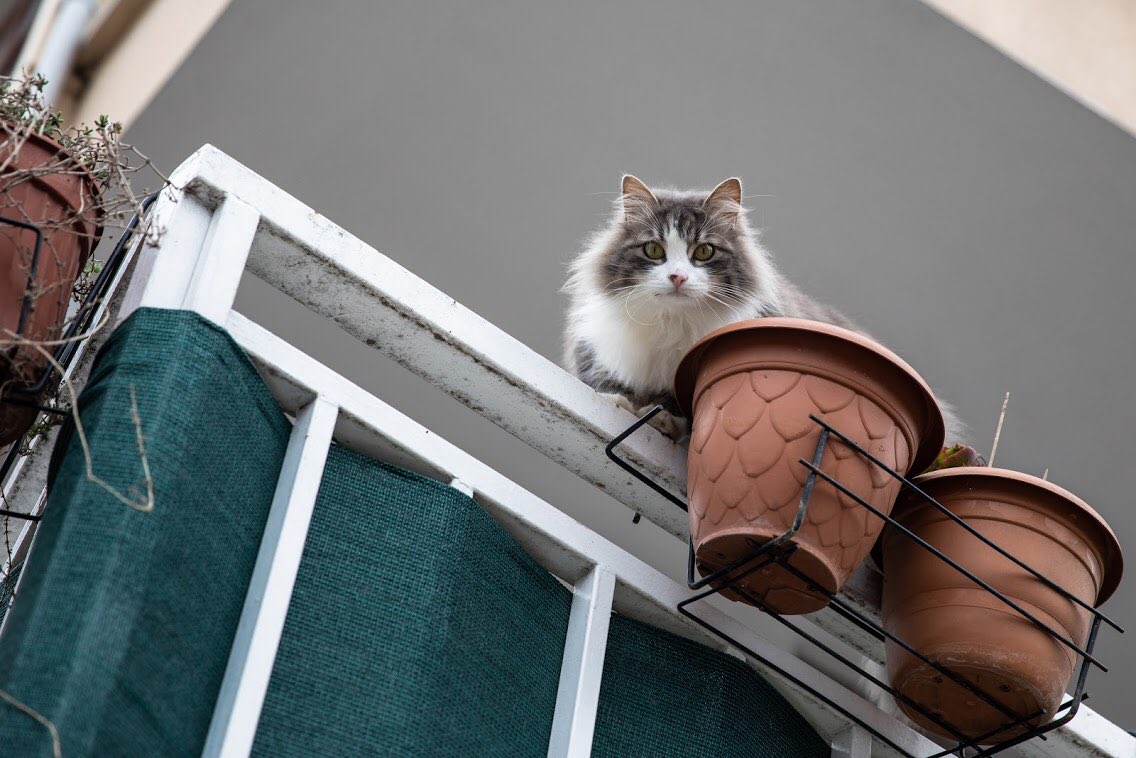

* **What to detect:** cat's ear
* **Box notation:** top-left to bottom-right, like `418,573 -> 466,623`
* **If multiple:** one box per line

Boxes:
704,178 -> 743,222
621,174 -> 658,217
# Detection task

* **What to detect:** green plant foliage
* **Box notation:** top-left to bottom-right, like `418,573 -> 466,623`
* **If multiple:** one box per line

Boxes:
924,444 -> 988,473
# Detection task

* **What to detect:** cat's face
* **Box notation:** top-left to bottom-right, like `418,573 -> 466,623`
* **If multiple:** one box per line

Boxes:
597,176 -> 759,318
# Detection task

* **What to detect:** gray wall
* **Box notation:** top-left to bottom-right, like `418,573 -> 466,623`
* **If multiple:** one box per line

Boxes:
128,0 -> 1136,728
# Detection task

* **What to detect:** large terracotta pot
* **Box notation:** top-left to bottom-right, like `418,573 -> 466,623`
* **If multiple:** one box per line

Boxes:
1,130 -> 101,445
674,318 -> 944,614
881,468 -> 1123,743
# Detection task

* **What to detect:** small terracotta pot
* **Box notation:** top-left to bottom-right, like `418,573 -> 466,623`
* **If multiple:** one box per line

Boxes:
1,130 -> 101,445
880,468 -> 1123,743
674,318 -> 944,614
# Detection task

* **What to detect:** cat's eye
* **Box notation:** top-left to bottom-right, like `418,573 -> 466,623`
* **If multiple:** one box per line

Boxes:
692,243 -> 715,262
643,241 -> 665,260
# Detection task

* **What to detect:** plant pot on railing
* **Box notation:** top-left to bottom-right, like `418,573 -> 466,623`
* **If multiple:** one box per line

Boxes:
674,318 -> 944,614
0,130 -> 101,445
880,467 -> 1123,743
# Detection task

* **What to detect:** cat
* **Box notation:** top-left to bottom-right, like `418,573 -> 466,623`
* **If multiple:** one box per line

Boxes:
563,175 -> 963,443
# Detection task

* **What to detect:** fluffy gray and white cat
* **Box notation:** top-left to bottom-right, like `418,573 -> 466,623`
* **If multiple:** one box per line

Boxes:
563,175 -> 962,442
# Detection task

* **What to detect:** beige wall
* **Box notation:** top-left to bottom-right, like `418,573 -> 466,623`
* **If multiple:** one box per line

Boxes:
67,0 -> 231,127
923,0 -> 1136,136
15,0 -> 231,127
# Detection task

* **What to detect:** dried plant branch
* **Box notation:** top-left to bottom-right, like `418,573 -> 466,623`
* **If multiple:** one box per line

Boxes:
0,687 -> 60,758
0,487 -> 15,572
0,309 -> 110,351
988,391 -> 1010,468
7,330 -> 154,512
2,72 -> 172,228
127,386 -> 154,509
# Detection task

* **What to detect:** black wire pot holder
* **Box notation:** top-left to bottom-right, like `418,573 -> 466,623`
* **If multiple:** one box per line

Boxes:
606,405 -> 1122,757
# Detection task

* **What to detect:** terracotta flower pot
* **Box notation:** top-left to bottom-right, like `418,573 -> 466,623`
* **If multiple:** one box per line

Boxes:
674,318 -> 944,614
1,130 -> 101,445
880,468 -> 1123,743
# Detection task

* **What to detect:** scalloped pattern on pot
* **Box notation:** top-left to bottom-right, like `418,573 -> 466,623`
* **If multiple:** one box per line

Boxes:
688,368 -> 913,601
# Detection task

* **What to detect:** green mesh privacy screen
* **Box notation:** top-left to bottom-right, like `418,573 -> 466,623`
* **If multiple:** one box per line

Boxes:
0,307 -> 826,756
594,614 -> 828,757
0,308 -> 293,756
250,444 -> 573,755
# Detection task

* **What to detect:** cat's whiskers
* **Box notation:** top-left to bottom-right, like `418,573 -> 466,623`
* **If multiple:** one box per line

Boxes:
620,286 -> 662,327
602,277 -> 642,291
701,291 -> 746,319
694,290 -> 713,322
710,283 -> 756,305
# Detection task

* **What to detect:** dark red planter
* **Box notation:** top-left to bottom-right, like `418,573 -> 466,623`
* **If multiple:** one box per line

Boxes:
1,130 -> 101,445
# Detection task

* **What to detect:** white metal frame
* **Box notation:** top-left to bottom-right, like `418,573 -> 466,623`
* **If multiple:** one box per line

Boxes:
90,144 -> 1135,758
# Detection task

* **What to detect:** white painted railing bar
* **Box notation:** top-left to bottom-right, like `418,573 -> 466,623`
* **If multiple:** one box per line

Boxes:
223,310 -> 941,757
448,478 -> 474,498
118,188 -> 215,321
832,726 -> 873,758
1033,707 -> 1136,758
182,195 -> 260,324
202,395 -> 338,758
549,566 -> 616,758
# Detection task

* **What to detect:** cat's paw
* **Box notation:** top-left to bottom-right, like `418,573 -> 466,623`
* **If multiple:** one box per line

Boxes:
639,406 -> 687,442
599,393 -> 686,441
600,392 -> 639,415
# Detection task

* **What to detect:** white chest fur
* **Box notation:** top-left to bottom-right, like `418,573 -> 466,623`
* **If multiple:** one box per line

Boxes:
573,294 -> 744,396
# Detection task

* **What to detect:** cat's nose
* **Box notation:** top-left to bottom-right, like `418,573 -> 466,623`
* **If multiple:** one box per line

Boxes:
669,273 -> 688,289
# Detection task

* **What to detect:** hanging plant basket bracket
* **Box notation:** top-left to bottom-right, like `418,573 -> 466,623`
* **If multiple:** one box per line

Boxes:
605,406 -> 1122,758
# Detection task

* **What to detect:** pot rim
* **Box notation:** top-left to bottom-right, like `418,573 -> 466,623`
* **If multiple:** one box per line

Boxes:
673,317 -> 945,472
891,466 -> 1124,606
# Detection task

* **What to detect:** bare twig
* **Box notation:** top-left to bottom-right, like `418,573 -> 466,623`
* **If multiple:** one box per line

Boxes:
2,71 -> 171,232
988,391 -> 1010,468
0,488 -> 15,573
127,386 -> 154,509
7,330 -> 154,512
0,309 -> 110,351
0,688 -> 61,758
